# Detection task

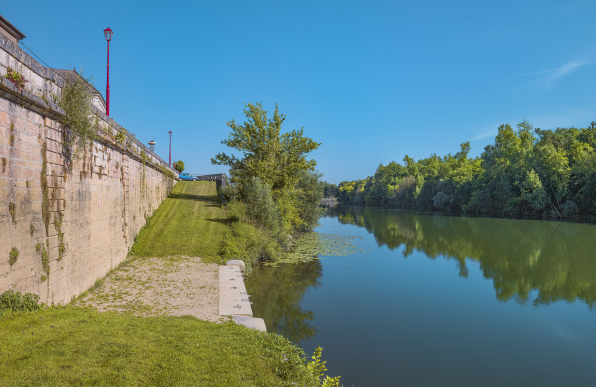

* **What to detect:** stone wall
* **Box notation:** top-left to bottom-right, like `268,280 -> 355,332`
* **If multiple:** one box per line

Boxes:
0,34 -> 178,304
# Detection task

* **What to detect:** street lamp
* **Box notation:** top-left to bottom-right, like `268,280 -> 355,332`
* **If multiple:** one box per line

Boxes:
169,131 -> 172,166
104,27 -> 113,116
148,140 -> 156,151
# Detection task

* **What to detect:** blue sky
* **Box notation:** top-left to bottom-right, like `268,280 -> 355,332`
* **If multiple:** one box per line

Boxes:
4,1 -> 596,184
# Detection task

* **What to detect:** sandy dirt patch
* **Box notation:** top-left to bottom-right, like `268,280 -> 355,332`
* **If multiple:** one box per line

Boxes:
77,256 -> 227,323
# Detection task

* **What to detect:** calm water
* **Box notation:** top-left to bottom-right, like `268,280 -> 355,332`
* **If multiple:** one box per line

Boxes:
245,206 -> 596,386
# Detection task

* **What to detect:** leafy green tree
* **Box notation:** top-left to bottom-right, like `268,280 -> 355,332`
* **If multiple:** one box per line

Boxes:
212,102 -> 320,194
173,160 -> 185,173
213,103 -> 322,234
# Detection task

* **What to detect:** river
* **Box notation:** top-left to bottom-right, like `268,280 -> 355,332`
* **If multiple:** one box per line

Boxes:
245,205 -> 596,386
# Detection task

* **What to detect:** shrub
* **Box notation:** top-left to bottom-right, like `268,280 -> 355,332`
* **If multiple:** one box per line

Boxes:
221,206 -> 282,275
173,160 -> 185,173
433,191 -> 453,210
9,248 -> 19,266
243,177 -> 283,231
57,68 -> 96,159
0,289 -> 42,313
561,200 -> 579,217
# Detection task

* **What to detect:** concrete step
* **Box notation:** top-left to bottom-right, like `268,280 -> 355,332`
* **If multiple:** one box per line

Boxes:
218,265 -> 253,317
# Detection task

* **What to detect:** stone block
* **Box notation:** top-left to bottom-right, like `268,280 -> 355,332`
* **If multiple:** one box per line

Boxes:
226,260 -> 246,273
0,111 -> 9,126
232,316 -> 267,332
47,235 -> 59,250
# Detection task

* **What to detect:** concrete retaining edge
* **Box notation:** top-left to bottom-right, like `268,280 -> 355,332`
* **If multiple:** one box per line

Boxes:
220,261 -> 267,332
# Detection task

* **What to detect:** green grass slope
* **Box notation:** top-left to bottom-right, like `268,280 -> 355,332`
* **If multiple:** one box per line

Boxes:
0,308 -> 315,387
132,181 -> 228,262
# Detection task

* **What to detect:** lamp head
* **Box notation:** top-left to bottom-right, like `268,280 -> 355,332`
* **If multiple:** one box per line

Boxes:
104,27 -> 113,42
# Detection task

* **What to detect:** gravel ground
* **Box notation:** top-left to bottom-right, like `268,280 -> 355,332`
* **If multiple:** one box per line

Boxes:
77,256 -> 227,323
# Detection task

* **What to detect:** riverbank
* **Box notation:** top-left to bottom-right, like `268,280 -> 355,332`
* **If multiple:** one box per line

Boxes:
334,201 -> 596,223
0,181 -> 338,386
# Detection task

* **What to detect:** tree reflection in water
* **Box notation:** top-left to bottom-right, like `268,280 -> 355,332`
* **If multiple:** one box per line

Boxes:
245,260 -> 323,345
328,205 -> 596,309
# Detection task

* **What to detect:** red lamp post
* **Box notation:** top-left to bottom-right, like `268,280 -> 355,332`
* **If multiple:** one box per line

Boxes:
104,27 -> 113,116
169,131 -> 172,166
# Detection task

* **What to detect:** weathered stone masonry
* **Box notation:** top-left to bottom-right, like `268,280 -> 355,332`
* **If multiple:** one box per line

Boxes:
0,35 -> 178,304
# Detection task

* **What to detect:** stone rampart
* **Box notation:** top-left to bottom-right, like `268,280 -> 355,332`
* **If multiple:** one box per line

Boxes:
0,34 -> 178,304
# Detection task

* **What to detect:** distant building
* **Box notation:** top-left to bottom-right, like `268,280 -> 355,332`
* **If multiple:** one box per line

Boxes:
0,14 -> 26,45
51,68 -> 107,114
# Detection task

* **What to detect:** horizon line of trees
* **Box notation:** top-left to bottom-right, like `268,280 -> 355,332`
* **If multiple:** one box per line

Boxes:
324,120 -> 596,219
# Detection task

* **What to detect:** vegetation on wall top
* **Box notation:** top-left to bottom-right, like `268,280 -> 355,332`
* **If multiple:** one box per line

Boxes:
57,68 -> 96,160
3,67 -> 28,92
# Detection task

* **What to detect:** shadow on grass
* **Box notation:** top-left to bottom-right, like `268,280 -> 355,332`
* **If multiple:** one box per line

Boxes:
169,192 -> 221,205
204,218 -> 231,225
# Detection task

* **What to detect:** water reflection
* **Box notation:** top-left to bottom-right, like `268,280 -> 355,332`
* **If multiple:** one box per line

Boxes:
245,260 -> 323,344
327,205 -> 596,309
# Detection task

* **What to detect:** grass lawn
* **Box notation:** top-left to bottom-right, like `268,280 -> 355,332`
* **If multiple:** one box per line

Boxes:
0,307 -> 315,387
132,181 -> 229,262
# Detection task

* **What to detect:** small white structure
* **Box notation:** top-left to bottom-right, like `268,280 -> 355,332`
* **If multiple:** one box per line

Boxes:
0,14 -> 26,46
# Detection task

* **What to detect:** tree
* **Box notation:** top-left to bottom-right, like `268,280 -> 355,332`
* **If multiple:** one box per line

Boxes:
212,102 -> 320,193
173,160 -> 185,173
212,103 -> 321,232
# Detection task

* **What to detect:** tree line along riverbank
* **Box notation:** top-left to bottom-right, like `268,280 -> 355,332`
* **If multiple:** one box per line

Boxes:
323,120 -> 596,220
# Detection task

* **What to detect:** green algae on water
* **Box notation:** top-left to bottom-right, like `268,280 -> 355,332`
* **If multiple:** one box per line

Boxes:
265,232 -> 365,266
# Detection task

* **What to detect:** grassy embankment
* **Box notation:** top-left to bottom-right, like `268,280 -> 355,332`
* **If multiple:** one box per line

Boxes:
0,181 -> 327,386
131,181 -> 229,262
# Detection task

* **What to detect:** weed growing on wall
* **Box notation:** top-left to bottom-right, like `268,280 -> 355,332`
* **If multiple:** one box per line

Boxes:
4,67 -> 28,91
9,248 -> 19,266
9,121 -> 15,146
158,164 -> 175,194
41,142 -> 50,235
57,68 -> 96,160
1,158 -> 6,173
55,212 -> 65,261
8,201 -> 16,223
39,241 -> 49,279
30,223 -> 35,237
115,128 -> 126,145
51,171 -> 58,208
80,147 -> 88,181
140,152 -> 147,199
